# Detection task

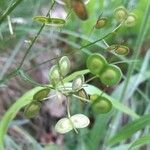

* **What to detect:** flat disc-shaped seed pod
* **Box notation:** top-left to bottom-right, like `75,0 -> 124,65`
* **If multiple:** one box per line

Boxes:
92,97 -> 112,114
33,16 -> 66,26
49,65 -> 60,85
59,56 -> 70,76
86,53 -> 107,75
71,0 -> 88,20
33,88 -> 50,101
70,114 -> 90,128
114,6 -> 128,21
72,75 -> 84,91
115,45 -> 129,55
55,118 -> 73,134
124,13 -> 137,27
95,17 -> 107,29
55,0 -> 90,5
100,64 -> 122,86
24,102 -> 41,118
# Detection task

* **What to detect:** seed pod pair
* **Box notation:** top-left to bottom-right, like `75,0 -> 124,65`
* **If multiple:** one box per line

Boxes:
24,88 -> 50,118
86,53 -> 122,86
49,56 -> 70,86
114,6 -> 137,27
55,114 -> 90,134
90,95 -> 112,114
107,44 -> 129,55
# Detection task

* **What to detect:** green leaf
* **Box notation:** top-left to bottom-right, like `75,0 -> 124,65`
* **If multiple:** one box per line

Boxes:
33,16 -> 66,26
108,114 -> 150,146
0,86 -> 45,150
129,135 -> 150,150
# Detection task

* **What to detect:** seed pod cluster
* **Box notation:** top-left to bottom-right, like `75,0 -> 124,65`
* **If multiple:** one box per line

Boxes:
114,6 -> 137,27
49,56 -> 70,86
107,44 -> 129,55
86,53 -> 122,86
90,95 -> 112,114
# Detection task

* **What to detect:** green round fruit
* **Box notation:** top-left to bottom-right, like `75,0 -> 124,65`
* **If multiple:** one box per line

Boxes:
92,97 -> 112,113
33,88 -> 50,101
114,6 -> 128,21
115,45 -> 129,55
24,102 -> 41,118
125,13 -> 137,27
100,64 -> 122,86
59,56 -> 70,76
86,53 -> 107,75
95,17 -> 107,29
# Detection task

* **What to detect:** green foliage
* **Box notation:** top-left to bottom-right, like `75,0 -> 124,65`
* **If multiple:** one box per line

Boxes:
108,114 -> 150,146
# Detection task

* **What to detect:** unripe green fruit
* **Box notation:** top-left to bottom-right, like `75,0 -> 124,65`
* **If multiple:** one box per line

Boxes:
115,45 -> 129,55
114,6 -> 128,21
24,102 -> 41,118
86,53 -> 107,75
125,13 -> 137,27
49,65 -> 60,86
33,88 -> 50,101
59,56 -> 70,76
71,0 -> 88,20
100,64 -> 122,86
95,17 -> 107,29
92,97 -> 112,114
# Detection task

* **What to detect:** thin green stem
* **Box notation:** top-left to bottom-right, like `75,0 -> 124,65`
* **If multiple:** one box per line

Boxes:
73,94 -> 91,103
